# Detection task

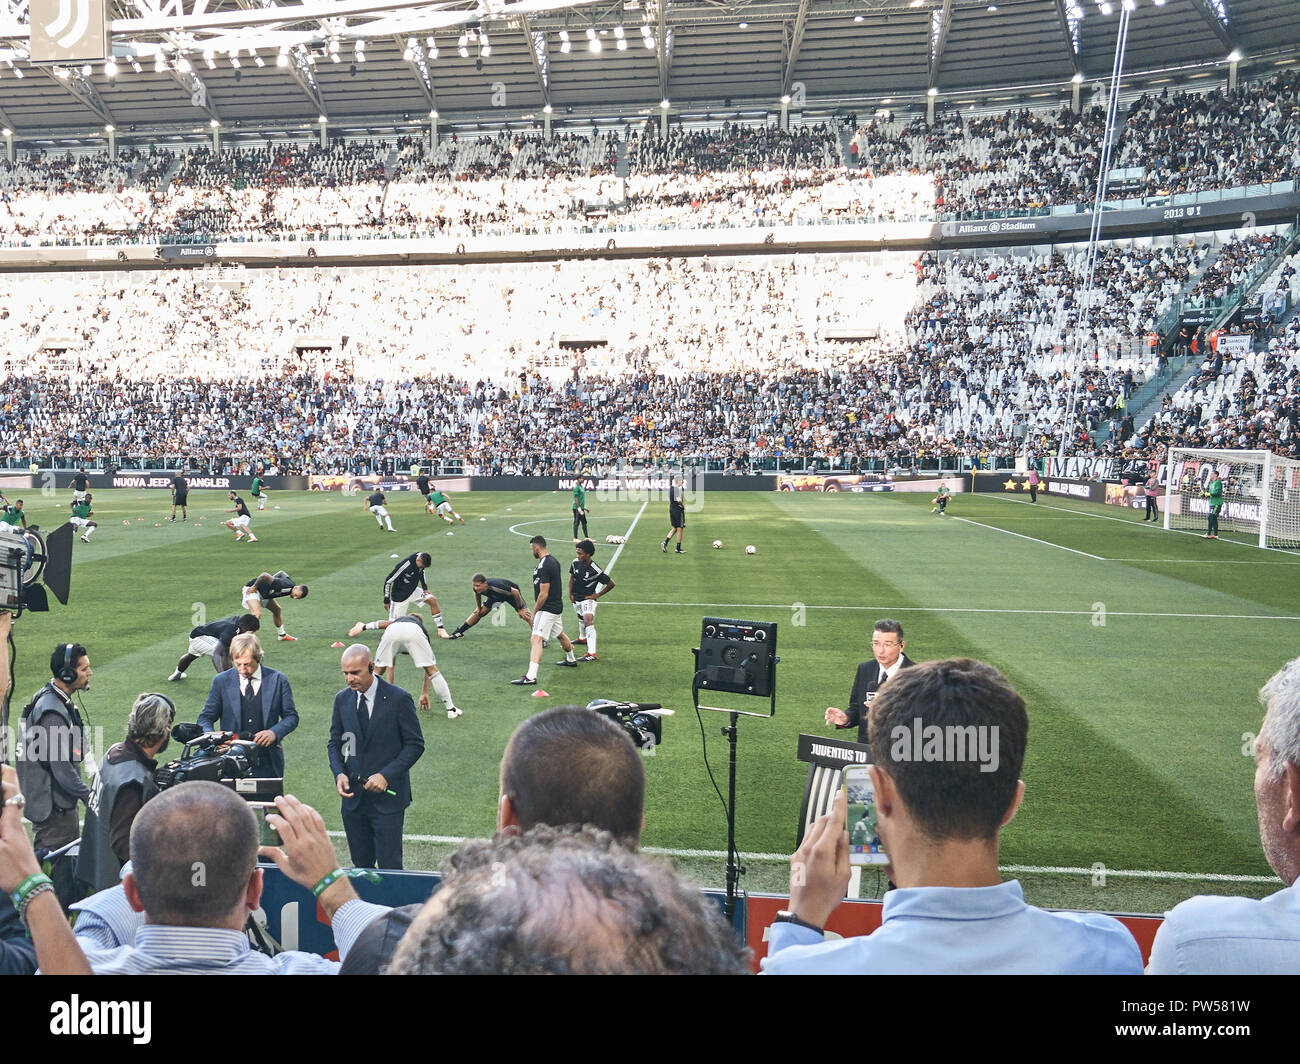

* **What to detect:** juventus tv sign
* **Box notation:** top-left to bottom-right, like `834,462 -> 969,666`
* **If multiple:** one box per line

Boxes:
30,0 -> 109,63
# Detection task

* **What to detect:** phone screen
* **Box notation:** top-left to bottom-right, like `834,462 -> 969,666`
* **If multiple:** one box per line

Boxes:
843,765 -> 888,866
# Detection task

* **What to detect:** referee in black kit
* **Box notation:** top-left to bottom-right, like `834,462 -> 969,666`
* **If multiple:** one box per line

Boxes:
661,474 -> 686,554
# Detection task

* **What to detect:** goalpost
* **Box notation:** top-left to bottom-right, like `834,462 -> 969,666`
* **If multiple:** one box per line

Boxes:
1163,448 -> 1300,549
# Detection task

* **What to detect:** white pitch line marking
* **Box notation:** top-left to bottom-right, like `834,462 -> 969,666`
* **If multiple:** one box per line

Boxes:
603,601 -> 1300,621
950,514 -> 1105,560
606,498 -> 648,574
321,831 -> 1277,881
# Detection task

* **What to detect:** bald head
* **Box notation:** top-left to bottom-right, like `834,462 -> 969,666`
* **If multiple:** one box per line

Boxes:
342,643 -> 374,692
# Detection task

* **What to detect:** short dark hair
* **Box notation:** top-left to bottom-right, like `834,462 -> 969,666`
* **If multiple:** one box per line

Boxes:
576,539 -> 595,556
867,659 -> 1027,841
50,643 -> 87,678
873,619 -> 904,641
530,535 -> 546,548
472,573 -> 487,584
295,585 -> 309,599
130,782 -> 258,925
416,552 -> 432,566
501,706 -> 644,844
237,614 -> 261,633
387,826 -> 750,975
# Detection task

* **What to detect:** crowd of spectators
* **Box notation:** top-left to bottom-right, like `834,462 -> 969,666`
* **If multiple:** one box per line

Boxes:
0,72 -> 1294,246
3,235 -> 1292,472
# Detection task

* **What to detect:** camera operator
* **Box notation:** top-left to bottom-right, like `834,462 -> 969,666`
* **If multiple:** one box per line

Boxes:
16,643 -> 93,903
76,693 -> 175,895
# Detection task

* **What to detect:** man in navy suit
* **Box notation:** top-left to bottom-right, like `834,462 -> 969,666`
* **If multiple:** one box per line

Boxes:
327,643 -> 425,869
197,633 -> 298,778
824,619 -> 916,747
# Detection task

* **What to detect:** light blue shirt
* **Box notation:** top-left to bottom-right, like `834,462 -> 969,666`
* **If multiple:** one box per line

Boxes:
761,880 -> 1142,975
1146,880 -> 1299,974
67,881 -> 388,975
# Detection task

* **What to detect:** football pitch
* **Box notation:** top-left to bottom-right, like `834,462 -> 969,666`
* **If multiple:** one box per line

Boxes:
8,484 -> 1297,914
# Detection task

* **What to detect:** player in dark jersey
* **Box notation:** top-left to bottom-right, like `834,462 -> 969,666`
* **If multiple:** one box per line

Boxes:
366,489 -> 396,532
170,474 -> 189,522
660,475 -> 686,554
250,473 -> 269,512
448,574 -> 534,638
511,536 -> 576,685
71,495 -> 98,543
169,613 -> 260,680
383,551 -> 447,634
415,473 -> 432,497
241,570 -> 309,640
222,491 -> 258,542
71,469 -> 90,502
569,539 -> 615,661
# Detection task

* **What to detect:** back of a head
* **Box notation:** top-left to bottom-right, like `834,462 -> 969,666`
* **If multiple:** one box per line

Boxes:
387,826 -> 750,975
867,658 -> 1027,841
130,781 -> 258,926
500,706 -> 644,844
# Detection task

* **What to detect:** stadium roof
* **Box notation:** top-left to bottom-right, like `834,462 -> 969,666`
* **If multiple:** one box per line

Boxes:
0,0 -> 1297,139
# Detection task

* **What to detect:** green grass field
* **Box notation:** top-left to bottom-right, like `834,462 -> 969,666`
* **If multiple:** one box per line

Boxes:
8,484 -> 1297,913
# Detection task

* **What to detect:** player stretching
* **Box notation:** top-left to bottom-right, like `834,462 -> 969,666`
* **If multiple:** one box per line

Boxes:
931,484 -> 951,515
1203,470 -> 1223,540
70,468 -> 90,503
242,570 -> 309,641
170,473 -> 189,522
223,491 -> 258,542
250,472 -> 270,511
569,539 -> 615,661
448,574 -> 533,638
383,551 -> 449,636
366,489 -> 396,532
426,485 -> 465,525
348,615 -> 461,719
71,494 -> 98,543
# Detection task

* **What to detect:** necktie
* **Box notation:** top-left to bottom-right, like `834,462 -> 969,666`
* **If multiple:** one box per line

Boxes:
355,690 -> 368,743
240,678 -> 260,738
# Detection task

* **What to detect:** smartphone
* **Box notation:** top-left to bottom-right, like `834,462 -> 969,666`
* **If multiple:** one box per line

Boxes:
843,765 -> 888,866
249,802 -> 282,847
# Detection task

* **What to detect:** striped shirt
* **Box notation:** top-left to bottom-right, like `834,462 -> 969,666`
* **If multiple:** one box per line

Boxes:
67,881 -> 387,975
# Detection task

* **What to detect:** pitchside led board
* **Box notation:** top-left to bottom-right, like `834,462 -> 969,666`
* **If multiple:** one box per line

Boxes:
29,0 -> 109,64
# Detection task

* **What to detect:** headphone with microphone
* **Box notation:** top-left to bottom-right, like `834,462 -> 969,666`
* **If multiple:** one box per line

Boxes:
55,643 -> 79,685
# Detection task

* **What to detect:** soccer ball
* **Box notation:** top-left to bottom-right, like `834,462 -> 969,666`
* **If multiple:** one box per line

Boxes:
745,545 -> 756,555
712,540 -> 723,549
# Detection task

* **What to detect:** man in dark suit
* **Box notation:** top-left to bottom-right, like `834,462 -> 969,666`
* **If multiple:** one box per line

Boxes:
327,643 -> 425,869
825,619 -> 915,746
197,633 -> 298,778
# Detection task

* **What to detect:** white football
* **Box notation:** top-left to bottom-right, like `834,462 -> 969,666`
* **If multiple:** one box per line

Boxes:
745,545 -> 756,554
713,540 -> 723,549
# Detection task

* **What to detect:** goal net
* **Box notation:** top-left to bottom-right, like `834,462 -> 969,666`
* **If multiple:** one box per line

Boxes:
1164,448 -> 1300,549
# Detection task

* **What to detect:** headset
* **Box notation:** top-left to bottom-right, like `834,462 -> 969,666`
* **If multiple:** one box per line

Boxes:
55,643 -> 79,685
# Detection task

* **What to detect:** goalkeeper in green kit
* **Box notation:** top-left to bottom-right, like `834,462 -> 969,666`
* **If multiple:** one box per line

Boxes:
1202,471 -> 1223,540
572,481 -> 589,542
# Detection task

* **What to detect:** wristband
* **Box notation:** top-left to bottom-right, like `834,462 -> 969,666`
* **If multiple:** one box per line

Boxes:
365,621 -> 378,631
12,872 -> 53,912
311,867 -> 382,898
773,910 -> 825,935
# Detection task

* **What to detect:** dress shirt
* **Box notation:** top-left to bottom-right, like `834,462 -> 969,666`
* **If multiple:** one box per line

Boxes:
240,666 -> 263,699
1146,880 -> 1300,974
357,675 -> 379,718
762,880 -> 1142,975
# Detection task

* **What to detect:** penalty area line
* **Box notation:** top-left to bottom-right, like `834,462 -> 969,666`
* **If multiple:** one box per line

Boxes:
949,514 -> 1105,560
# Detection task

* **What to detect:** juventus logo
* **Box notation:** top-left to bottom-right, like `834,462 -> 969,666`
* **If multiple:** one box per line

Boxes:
43,0 -> 92,50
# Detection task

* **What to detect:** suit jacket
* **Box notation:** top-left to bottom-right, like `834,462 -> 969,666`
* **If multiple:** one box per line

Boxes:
839,655 -> 916,746
327,676 -> 424,814
197,666 -> 298,778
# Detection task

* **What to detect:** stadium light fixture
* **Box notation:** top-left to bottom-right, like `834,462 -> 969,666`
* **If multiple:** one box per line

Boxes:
254,55 -> 265,67
1227,48 -> 1242,62
589,38 -> 601,52
1121,0 -> 1134,10
1099,2 -> 1113,14
560,29 -> 570,41
660,98 -> 670,109
80,63 -> 92,76
561,41 -> 571,53
104,58 -> 117,77
229,56 -> 241,68
543,104 -> 553,113
104,124 -> 114,133
1,129 -> 10,138
482,44 -> 491,57
55,66 -> 70,78
210,118 -> 220,128
617,37 -> 627,50
927,86 -> 938,96
318,115 -> 327,124
1072,71 -> 1085,83
430,109 -> 438,118
586,27 -> 596,39
854,14 -> 864,21
614,25 -> 625,38
780,93 -> 791,104
276,52 -> 289,67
